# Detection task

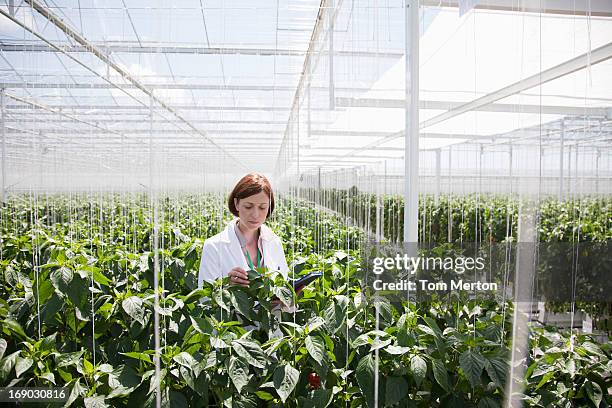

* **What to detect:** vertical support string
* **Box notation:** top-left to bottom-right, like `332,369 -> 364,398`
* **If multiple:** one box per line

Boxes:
149,93 -> 161,408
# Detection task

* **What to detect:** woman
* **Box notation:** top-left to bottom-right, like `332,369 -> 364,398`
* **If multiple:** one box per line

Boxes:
197,173 -> 289,288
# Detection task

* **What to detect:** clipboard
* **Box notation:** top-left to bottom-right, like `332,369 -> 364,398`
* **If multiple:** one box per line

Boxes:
292,272 -> 323,292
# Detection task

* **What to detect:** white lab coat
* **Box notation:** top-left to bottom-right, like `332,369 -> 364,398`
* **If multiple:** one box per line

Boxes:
197,218 -> 289,287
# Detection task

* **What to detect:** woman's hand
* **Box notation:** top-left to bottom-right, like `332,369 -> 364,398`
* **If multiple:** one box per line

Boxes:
228,267 -> 250,287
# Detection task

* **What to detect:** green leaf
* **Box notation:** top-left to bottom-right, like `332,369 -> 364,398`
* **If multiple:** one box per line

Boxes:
306,316 -> 325,333
40,371 -> 56,385
231,290 -> 255,320
189,315 -> 213,335
228,356 -> 250,393
92,270 -> 111,286
484,357 -> 507,389
384,345 -> 411,355
324,299 -> 346,334
83,358 -> 94,375
581,342 -> 604,357
50,266 -> 73,295
352,334 -> 370,348
55,350 -> 84,368
121,351 -> 153,365
40,333 -> 57,352
34,274 -> 54,304
423,316 -> 443,338
234,395 -> 258,408
255,391 -> 275,401
121,296 -> 145,325
57,368 -> 72,383
232,338 -> 267,369
108,364 -> 140,396
213,288 -> 231,312
584,381 -> 602,407
154,305 -> 174,316
432,358 -> 451,392
15,355 -> 33,378
65,274 -> 90,316
66,379 -> 86,407
272,286 -> 293,307
182,288 -> 212,305
459,349 -> 486,388
370,338 -> 392,352
0,351 -> 19,382
565,359 -> 576,379
84,395 -> 109,408
210,336 -> 229,349
305,389 -> 333,408
305,335 -> 327,367
385,376 -> 408,406
0,338 -> 6,361
410,355 -> 427,387
173,352 -> 197,370
356,354 -> 375,408
3,318 -> 29,340
273,364 -> 300,403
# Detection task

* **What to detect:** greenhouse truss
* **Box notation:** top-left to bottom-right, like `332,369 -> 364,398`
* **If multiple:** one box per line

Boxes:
0,0 -> 611,407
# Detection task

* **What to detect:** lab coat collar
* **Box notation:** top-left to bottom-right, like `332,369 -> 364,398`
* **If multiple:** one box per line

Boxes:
219,218 -> 275,243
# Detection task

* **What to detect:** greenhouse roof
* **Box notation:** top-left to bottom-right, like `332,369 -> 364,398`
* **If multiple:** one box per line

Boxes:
0,0 -> 611,180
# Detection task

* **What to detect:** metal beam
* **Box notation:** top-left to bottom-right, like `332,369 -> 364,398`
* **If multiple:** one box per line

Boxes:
12,0 -> 246,170
5,118 -> 290,125
4,92 -> 130,138
301,153 -> 403,159
6,96 -> 607,116
3,129 -> 285,136
6,104 -> 295,111
309,130 -> 541,140
0,42 -> 404,58
275,0 -> 338,175
336,97 -> 609,117
0,82 -> 394,94
0,82 -> 297,91
421,0 -> 612,17
332,42 -> 612,157
421,42 -> 612,130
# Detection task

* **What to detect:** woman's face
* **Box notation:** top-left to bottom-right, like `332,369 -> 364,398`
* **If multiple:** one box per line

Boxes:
234,191 -> 270,230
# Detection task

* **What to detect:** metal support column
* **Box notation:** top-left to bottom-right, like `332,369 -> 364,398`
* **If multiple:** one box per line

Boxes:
559,119 -> 565,200
376,168 -> 381,241
447,146 -> 452,242
308,74 -> 312,140
509,145 -> 513,195
317,166 -> 321,201
595,148 -> 600,194
479,144 -> 483,194
568,145 -> 572,199
435,149 -> 441,204
383,160 -> 387,239
403,0 -> 419,244
574,143 -> 579,196
149,94 -> 161,408
1,89 -> 6,203
328,0 -> 335,110
506,200 -> 538,407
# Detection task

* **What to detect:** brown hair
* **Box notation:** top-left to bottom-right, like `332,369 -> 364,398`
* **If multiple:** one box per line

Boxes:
228,173 -> 275,217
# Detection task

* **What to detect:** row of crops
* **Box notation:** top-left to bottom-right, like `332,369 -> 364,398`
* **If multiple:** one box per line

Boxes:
0,194 -> 610,407
302,188 -> 612,243
304,188 -> 612,333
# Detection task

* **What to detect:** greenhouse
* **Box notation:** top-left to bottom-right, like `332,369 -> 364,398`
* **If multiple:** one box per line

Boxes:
0,0 -> 611,407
